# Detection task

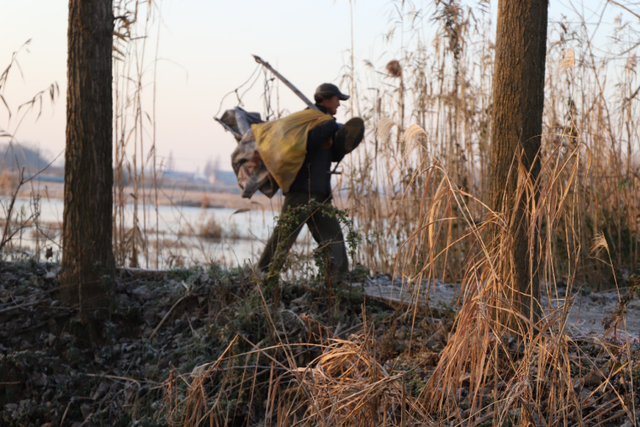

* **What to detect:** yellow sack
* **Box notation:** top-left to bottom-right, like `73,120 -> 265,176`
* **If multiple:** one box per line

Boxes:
251,109 -> 334,193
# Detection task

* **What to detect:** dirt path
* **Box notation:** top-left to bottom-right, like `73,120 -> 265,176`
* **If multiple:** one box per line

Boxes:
355,275 -> 640,340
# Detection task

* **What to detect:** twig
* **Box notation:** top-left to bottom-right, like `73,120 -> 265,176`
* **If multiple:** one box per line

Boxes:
84,373 -> 155,386
0,167 -> 28,251
186,314 -> 201,339
337,322 -> 363,338
59,400 -> 72,427
0,286 -> 58,309
148,293 -> 190,340
116,266 -> 166,276
0,299 -> 43,314
607,0 -> 640,20
10,311 -> 73,336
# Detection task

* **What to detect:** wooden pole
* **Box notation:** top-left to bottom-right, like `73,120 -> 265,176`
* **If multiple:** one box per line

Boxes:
252,55 -> 320,112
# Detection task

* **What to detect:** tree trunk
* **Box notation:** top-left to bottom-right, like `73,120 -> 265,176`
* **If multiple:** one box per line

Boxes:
61,0 -> 115,321
489,0 -> 548,324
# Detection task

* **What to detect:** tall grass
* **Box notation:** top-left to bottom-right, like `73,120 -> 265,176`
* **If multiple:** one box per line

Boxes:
337,1 -> 639,288
112,0 -> 163,268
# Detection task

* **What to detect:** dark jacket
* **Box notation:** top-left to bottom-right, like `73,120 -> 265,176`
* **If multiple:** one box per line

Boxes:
288,105 -> 346,196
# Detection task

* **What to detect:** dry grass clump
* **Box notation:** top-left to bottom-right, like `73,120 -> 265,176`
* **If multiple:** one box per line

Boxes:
281,334 -> 429,426
175,214 -> 241,241
166,330 -> 432,427
198,216 -> 223,240
0,171 -> 18,196
414,136 -> 638,425
200,193 -> 211,209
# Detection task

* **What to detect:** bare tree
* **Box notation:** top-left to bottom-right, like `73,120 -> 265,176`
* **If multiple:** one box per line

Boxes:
60,0 -> 115,322
489,0 -> 548,325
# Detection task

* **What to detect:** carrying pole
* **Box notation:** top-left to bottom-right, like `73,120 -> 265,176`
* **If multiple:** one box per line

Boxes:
252,55 -> 320,112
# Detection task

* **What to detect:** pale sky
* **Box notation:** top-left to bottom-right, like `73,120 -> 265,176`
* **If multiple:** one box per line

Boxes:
0,0 -> 626,172
1,0 -> 401,172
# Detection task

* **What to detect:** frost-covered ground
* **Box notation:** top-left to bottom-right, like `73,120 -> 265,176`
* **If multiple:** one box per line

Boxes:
357,275 -> 640,340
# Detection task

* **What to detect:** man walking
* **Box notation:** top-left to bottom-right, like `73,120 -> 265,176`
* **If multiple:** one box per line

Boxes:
257,83 -> 364,281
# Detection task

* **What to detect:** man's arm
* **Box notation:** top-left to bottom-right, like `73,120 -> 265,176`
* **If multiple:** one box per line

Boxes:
307,121 -> 339,152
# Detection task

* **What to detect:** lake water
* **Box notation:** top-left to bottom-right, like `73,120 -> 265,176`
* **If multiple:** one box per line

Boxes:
0,197 -> 320,270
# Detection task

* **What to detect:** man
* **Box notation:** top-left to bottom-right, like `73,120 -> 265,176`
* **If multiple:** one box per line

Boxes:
257,83 -> 364,281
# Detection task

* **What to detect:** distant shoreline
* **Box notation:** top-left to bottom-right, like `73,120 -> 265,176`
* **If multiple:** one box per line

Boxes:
12,181 -> 283,211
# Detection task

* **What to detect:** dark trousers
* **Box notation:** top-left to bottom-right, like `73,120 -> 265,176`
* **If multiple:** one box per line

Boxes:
258,192 -> 349,278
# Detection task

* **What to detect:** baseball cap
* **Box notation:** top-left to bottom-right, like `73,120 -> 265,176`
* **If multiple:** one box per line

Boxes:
314,83 -> 350,101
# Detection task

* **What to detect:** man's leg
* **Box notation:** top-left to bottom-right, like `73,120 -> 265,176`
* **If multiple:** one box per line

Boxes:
257,193 -> 307,273
306,198 -> 349,280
